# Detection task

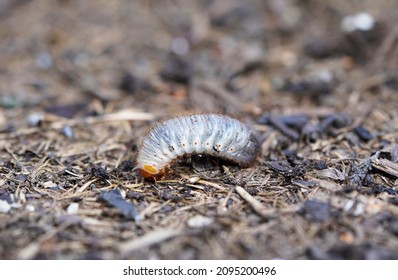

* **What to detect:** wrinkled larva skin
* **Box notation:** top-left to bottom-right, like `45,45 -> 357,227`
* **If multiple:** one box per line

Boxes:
137,114 -> 259,178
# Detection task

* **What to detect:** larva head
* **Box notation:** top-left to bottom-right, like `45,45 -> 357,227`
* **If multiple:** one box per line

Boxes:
139,164 -> 160,178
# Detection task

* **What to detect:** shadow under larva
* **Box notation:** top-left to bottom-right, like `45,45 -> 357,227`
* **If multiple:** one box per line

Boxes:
136,114 -> 260,178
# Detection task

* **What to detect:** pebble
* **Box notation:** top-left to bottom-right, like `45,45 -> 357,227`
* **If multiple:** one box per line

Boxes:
316,69 -> 333,83
343,199 -> 365,216
187,215 -> 213,228
25,204 -> 35,212
188,176 -> 201,183
171,37 -> 190,55
36,52 -> 53,70
27,113 -> 44,126
67,203 -> 79,214
0,200 -> 11,213
43,181 -> 57,189
61,125 -> 74,139
341,12 -> 375,32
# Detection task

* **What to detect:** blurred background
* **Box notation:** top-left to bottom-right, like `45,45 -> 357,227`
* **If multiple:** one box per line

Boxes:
1,0 -> 397,123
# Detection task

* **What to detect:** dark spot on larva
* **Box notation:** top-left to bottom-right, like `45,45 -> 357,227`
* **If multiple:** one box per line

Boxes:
194,141 -> 198,145
213,145 -> 220,152
206,142 -> 210,146
182,143 -> 186,147
170,145 -> 175,151
230,148 -> 234,151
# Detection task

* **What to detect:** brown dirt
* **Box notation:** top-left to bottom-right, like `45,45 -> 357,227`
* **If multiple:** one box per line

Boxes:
1,0 -> 398,259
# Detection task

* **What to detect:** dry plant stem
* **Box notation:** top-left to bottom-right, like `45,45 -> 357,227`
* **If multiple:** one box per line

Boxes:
118,228 -> 182,256
50,110 -> 155,129
235,186 -> 273,218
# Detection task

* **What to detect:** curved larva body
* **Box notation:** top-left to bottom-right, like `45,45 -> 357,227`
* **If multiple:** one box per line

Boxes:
137,114 -> 259,178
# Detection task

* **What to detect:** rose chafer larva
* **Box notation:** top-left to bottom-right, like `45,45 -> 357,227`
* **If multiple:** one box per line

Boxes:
137,114 -> 259,178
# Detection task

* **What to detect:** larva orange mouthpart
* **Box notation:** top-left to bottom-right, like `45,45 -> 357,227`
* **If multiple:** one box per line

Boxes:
137,114 -> 259,178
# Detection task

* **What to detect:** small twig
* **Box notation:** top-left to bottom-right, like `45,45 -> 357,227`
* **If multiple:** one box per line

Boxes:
268,114 -> 300,140
76,178 -> 99,193
123,183 -> 144,190
185,184 -> 205,190
64,169 -> 83,178
235,186 -> 273,218
196,179 -> 226,190
50,110 -> 155,129
219,187 -> 234,211
118,228 -> 182,255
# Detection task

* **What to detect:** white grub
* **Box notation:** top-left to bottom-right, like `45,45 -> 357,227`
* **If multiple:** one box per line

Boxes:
137,114 -> 259,177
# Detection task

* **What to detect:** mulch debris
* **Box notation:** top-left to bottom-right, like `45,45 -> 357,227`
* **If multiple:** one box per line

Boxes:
1,0 -> 398,260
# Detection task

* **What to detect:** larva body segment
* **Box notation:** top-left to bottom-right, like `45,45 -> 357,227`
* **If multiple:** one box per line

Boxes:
137,114 -> 259,178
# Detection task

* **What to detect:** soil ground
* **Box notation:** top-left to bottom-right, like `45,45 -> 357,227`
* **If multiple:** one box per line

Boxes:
1,0 -> 398,259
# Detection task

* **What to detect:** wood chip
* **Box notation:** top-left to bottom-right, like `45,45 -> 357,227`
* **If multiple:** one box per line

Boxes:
370,157 -> 398,178
312,179 -> 341,192
312,168 -> 346,181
